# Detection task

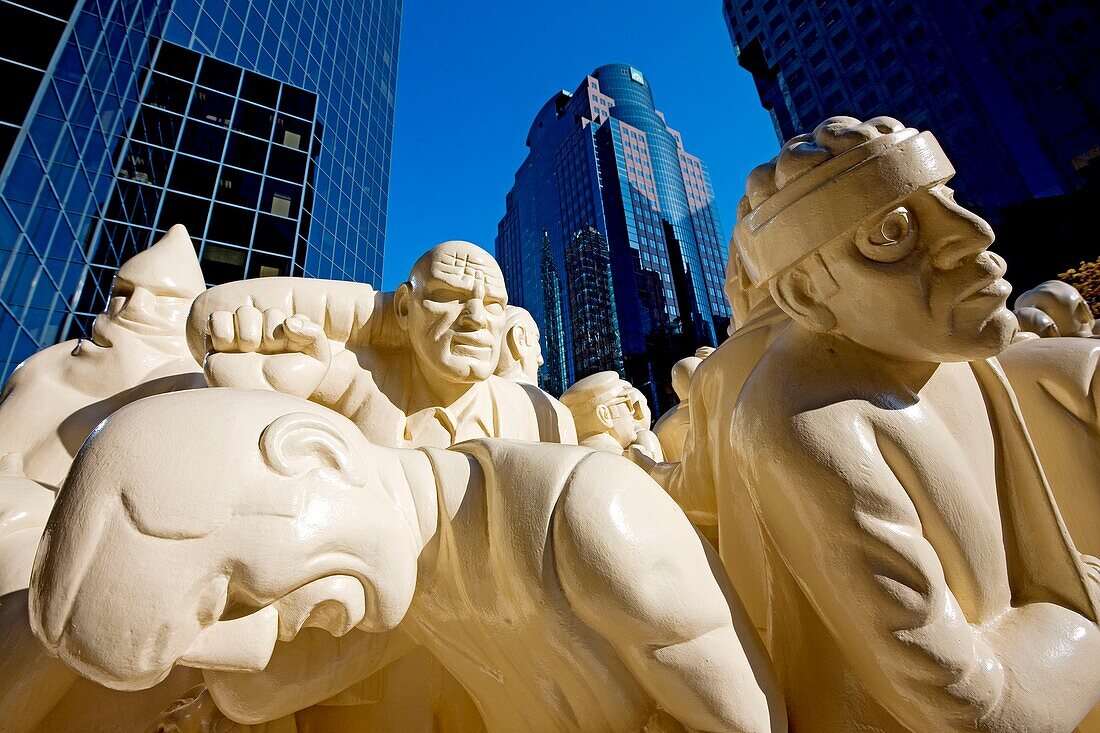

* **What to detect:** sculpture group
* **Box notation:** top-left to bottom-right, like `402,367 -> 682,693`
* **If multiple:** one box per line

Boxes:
1,116 -> 1098,733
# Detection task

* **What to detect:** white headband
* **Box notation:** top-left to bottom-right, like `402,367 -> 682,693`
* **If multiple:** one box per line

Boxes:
733,130 -> 955,285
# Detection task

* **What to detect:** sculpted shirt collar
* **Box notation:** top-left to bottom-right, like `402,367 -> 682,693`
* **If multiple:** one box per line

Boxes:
404,378 -> 497,447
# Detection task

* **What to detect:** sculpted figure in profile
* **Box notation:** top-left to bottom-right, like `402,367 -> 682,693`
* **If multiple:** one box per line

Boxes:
1012,305 -> 1058,339
30,388 -> 785,733
0,226 -> 210,731
494,305 -> 543,384
0,225 -> 206,487
652,346 -> 712,463
1000,288 -> 1100,571
729,115 -> 1100,732
191,240 -> 574,448
1014,279 -> 1096,338
560,371 -> 663,462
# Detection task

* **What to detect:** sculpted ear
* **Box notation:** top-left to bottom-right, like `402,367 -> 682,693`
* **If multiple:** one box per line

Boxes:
595,404 -> 615,429
260,412 -> 367,485
394,283 -> 411,331
770,254 -> 838,333
507,324 -> 525,359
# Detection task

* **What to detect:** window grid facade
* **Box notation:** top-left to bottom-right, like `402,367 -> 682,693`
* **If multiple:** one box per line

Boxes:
70,40 -> 318,335
0,0 -> 401,381
162,0 -> 400,283
0,0 -> 166,378
721,0 -> 1100,285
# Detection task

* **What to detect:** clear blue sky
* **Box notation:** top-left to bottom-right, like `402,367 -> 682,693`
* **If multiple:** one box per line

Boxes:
381,1 -> 781,289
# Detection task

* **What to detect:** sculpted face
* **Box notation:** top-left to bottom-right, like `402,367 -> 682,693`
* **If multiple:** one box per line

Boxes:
499,307 -> 544,383
400,243 -> 508,386
89,275 -> 196,348
1015,280 -> 1095,337
516,320 -> 544,381
814,184 -> 1015,362
30,391 -> 419,691
83,224 -> 206,353
602,382 -> 650,447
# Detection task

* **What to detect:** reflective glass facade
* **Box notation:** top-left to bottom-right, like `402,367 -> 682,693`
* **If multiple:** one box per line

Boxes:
0,0 -> 400,381
722,0 -> 1100,287
497,65 -> 729,413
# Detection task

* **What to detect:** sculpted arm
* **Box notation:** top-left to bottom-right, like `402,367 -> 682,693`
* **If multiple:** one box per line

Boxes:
741,409 -> 1100,731
186,277 -> 382,361
646,383 -> 718,526
553,452 -> 781,733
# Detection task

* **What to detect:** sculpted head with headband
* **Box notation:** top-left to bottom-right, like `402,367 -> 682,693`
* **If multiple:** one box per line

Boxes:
733,116 -> 1015,362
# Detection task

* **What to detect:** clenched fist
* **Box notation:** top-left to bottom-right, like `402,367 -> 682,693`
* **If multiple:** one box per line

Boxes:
202,306 -> 331,399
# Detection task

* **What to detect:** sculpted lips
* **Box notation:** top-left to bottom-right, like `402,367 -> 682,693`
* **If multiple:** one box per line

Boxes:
450,330 -> 494,349
955,252 -> 1009,305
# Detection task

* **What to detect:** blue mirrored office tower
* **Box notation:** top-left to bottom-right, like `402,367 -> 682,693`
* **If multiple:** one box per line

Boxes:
0,0 -> 400,381
497,64 -> 729,413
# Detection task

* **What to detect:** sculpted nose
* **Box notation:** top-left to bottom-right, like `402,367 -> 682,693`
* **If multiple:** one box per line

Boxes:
931,205 -> 995,270
121,286 -> 156,320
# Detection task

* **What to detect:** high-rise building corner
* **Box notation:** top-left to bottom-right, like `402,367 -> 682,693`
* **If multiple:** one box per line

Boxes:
496,63 -> 730,414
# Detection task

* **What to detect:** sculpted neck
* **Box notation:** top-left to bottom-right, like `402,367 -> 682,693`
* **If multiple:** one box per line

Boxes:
382,445 -> 473,562
407,359 -> 480,412
798,327 -> 940,396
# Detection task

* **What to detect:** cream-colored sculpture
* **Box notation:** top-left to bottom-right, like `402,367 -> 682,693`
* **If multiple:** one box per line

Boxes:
29,387 -> 785,732
728,116 -> 1100,732
0,454 -> 53,598
652,347 -> 714,463
560,371 -> 663,462
494,305 -> 543,384
183,242 -> 575,730
0,225 -> 206,487
999,335 -> 1100,559
191,241 -> 575,448
1014,305 -> 1059,338
0,227 -> 210,733
1015,280 -> 1096,338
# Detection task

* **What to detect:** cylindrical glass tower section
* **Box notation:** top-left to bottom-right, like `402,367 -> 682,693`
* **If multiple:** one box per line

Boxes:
591,63 -> 715,343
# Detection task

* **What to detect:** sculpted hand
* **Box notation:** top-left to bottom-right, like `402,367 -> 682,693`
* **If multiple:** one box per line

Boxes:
204,306 -> 331,399
628,429 -> 664,463
149,684 -> 234,733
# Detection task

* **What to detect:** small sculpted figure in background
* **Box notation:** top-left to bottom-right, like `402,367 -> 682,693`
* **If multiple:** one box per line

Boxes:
30,388 -> 785,733
1015,279 -> 1096,338
652,347 -> 712,463
1000,305 -> 1100,590
729,115 -> 1100,732
1012,305 -> 1058,339
494,305 -> 543,384
0,224 -> 206,488
560,371 -> 664,462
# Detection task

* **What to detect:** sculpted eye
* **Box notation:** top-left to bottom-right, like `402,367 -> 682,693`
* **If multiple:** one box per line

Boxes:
856,207 -> 917,263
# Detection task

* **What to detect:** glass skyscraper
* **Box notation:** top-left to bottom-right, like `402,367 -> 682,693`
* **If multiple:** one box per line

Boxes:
722,0 -> 1099,288
497,64 -> 729,413
0,0 -> 400,381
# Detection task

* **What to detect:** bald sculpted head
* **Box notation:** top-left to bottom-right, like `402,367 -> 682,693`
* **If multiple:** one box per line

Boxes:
396,242 -> 509,387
